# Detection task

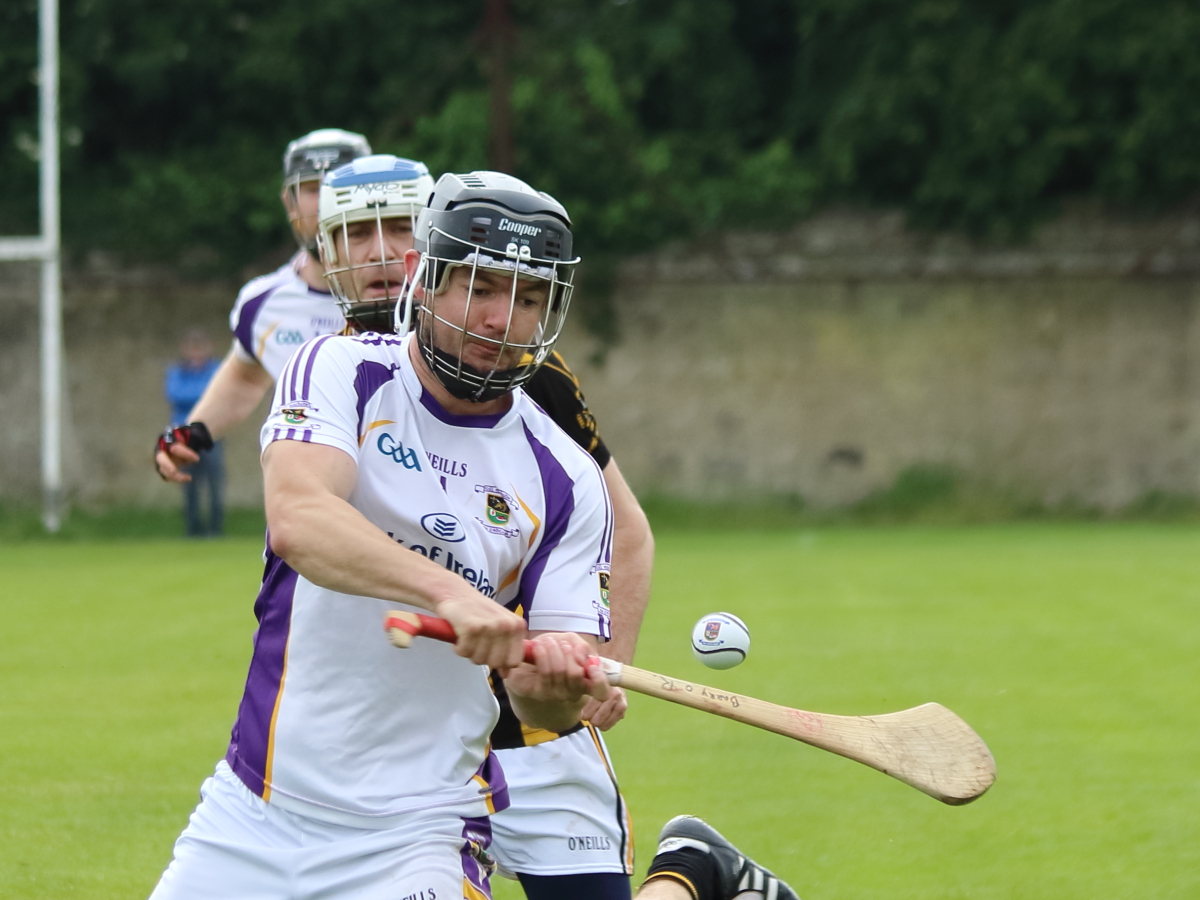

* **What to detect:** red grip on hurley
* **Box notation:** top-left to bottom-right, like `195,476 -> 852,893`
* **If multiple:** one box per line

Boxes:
384,610 -> 537,664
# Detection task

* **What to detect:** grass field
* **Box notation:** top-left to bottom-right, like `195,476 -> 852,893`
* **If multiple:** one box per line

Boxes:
1,524 -> 1197,899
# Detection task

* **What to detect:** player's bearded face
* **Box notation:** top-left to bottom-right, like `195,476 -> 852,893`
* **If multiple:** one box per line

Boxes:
283,180 -> 321,244
333,217 -> 414,303
426,267 -> 550,372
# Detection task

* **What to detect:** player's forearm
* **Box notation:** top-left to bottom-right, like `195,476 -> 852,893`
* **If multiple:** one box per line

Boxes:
505,691 -> 588,734
504,632 -> 604,732
603,460 -> 655,665
271,498 -> 465,609
266,469 -> 467,611
187,350 -> 274,439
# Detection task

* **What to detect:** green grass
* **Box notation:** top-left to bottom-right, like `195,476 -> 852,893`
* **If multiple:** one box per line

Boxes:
0,504 -> 268,542
2,525 -> 1198,899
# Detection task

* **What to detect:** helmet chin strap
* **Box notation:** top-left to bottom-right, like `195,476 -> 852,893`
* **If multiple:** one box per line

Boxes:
415,329 -> 522,403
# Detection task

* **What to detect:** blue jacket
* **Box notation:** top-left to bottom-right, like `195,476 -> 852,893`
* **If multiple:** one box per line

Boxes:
165,358 -> 220,427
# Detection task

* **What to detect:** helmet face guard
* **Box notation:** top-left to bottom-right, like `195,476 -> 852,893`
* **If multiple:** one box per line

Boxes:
316,156 -> 435,332
410,228 -> 578,403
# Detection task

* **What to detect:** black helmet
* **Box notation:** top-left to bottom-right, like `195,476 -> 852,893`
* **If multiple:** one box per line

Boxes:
409,172 -> 580,403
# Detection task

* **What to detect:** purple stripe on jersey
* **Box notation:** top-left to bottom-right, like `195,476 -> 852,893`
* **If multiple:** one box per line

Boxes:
301,430 -> 312,443
460,815 -> 495,897
419,388 -> 506,429
285,427 -> 296,441
477,750 -> 509,813
286,341 -> 303,403
301,334 -> 336,400
598,472 -> 614,569
514,422 -> 577,613
233,286 -> 276,361
353,360 -> 401,435
226,548 -> 298,797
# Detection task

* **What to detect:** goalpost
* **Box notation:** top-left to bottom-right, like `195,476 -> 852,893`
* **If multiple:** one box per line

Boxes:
0,0 -> 62,532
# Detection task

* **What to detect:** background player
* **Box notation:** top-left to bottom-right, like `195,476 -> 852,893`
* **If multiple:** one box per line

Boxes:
154,128 -> 371,481
316,159 -> 653,899
149,171 -> 613,900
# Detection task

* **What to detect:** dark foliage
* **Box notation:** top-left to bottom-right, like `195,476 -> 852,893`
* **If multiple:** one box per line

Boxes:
2,0 -> 1198,274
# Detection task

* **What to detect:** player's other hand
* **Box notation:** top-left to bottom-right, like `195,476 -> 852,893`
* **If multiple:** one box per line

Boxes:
436,593 -> 528,672
154,443 -> 200,482
505,633 -> 611,706
154,423 -> 211,482
580,686 -> 628,731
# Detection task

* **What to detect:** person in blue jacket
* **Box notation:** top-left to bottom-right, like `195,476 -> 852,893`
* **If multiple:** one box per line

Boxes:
164,329 -> 224,536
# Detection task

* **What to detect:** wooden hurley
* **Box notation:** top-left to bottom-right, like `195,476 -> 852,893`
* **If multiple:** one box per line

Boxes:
383,610 -> 996,805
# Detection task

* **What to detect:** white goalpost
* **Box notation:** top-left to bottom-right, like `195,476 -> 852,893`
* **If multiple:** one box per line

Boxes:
0,0 -> 62,532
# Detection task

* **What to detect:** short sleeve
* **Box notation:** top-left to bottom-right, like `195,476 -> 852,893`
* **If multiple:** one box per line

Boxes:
260,335 -> 362,462
514,425 -> 614,640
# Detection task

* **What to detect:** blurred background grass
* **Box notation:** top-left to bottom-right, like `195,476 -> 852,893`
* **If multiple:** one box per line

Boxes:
5,462 -> 1198,543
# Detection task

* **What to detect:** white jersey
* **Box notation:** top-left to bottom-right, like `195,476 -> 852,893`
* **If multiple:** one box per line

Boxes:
224,332 -> 614,829
228,253 -> 345,380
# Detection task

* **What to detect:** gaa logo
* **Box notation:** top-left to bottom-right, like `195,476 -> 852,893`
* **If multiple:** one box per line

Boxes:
377,433 -> 422,470
486,492 -> 511,526
598,572 -> 610,609
420,513 -> 466,542
704,620 -> 722,642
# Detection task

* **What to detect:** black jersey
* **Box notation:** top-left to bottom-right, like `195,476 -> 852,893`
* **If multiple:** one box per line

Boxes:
491,350 -> 611,749
522,351 -> 611,469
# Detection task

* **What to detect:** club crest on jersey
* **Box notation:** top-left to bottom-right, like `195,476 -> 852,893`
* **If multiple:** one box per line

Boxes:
474,484 -> 519,537
486,493 -> 511,526
279,401 -> 317,425
704,620 -> 722,641
598,572 -> 611,609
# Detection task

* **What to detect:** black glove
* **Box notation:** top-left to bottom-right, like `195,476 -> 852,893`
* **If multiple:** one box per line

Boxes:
155,421 -> 215,458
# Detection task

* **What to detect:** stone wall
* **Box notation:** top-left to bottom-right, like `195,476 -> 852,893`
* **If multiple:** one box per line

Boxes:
0,261 -> 265,509
564,207 -> 1200,508
3,206 -> 1200,510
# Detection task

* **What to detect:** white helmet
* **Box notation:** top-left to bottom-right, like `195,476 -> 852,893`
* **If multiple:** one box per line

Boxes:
407,171 -> 579,403
281,128 -> 372,252
316,154 -> 436,333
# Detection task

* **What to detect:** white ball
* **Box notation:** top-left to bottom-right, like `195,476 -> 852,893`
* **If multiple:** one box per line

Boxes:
691,612 -> 750,669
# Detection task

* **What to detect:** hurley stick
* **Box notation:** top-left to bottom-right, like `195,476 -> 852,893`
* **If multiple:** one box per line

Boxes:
384,611 -> 996,805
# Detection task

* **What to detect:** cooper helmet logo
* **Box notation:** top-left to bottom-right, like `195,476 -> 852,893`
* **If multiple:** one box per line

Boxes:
420,513 -> 467,542
498,217 -> 541,238
485,493 -> 511,526
704,620 -> 722,641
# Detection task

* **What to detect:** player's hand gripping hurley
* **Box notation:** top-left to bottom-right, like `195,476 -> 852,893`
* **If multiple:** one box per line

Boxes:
384,611 -> 996,805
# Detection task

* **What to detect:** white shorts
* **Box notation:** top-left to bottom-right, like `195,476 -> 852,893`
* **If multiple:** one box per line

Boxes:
489,725 -> 633,878
149,762 -> 494,900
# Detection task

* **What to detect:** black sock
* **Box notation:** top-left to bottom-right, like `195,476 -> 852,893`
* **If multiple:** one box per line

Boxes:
644,847 -> 719,900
